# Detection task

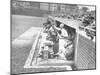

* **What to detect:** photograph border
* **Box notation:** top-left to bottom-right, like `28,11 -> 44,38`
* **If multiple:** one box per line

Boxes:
10,0 -> 96,74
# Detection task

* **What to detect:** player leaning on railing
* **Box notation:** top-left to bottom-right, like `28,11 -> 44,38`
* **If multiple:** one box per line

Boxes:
52,23 -> 74,60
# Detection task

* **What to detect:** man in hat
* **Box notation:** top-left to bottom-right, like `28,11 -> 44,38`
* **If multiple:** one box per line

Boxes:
54,23 -> 69,60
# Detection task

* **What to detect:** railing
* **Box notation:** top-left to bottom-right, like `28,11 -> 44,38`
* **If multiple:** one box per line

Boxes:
79,25 -> 96,32
32,27 -> 44,65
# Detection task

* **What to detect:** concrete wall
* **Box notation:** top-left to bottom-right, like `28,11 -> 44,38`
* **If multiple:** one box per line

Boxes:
40,3 -> 49,11
49,3 -> 58,12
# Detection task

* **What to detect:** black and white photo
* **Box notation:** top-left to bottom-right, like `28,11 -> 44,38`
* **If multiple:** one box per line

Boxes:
11,0 -> 96,74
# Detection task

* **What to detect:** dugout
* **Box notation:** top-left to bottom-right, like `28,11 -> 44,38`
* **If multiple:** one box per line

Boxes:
50,16 -> 96,70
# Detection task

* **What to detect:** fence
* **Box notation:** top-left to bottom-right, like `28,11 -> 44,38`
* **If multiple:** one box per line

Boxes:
75,34 -> 96,69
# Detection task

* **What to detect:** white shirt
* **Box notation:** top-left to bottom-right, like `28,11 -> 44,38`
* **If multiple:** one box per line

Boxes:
59,28 -> 68,39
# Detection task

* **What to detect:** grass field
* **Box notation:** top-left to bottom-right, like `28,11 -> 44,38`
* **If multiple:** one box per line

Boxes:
11,15 -> 45,74
11,15 -> 45,40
